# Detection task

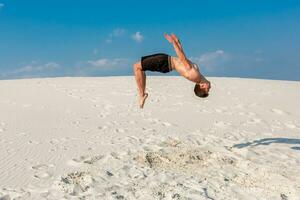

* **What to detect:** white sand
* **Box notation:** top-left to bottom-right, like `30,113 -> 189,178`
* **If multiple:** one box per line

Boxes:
0,76 -> 299,200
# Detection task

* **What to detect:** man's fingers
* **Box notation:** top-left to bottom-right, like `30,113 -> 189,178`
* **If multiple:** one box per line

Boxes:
171,33 -> 178,40
164,33 -> 171,39
164,33 -> 174,43
171,35 -> 179,44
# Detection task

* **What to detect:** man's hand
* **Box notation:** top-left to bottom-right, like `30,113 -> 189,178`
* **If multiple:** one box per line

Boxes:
164,33 -> 174,44
171,33 -> 179,43
165,32 -> 190,69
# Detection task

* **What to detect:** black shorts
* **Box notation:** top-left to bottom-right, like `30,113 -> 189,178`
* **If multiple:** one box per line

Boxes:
141,53 -> 172,73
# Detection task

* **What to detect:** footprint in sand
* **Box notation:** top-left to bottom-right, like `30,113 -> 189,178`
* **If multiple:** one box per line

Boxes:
284,122 -> 299,129
0,188 -> 31,200
124,136 -> 140,144
22,104 -> 32,108
142,127 -> 156,133
97,112 -> 110,118
107,121 -> 121,126
71,120 -> 81,126
0,122 -> 6,133
271,108 -> 288,115
161,122 -> 172,127
110,152 -> 121,160
246,118 -> 262,124
31,164 -> 54,180
57,171 -> 94,196
67,92 -> 80,99
146,118 -> 173,127
98,125 -> 108,130
172,102 -> 183,106
147,118 -> 160,125
104,104 -> 114,111
28,140 -> 40,145
129,120 -> 137,125
17,132 -> 28,137
215,108 -> 226,113
214,121 -> 231,127
67,155 -> 105,167
115,128 -> 126,133
234,104 -> 245,109
49,138 -> 60,145
248,102 -> 259,107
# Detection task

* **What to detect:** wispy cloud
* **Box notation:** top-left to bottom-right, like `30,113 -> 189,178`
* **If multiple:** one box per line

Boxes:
87,58 -> 129,69
190,50 -> 230,71
13,62 -> 59,73
105,38 -> 112,43
132,31 -> 144,43
110,28 -> 126,37
0,62 -> 61,79
106,28 -> 126,43
105,29 -> 144,43
88,59 -> 109,67
73,57 -> 130,76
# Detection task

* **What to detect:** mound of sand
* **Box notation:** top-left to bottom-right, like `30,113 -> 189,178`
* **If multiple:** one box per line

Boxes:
0,77 -> 299,199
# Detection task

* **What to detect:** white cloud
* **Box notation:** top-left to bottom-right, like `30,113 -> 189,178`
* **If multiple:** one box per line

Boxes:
132,31 -> 143,43
190,50 -> 230,71
12,62 -> 59,74
88,59 -> 109,67
106,28 -> 126,43
0,62 -> 60,79
110,28 -> 125,37
105,39 -> 112,43
105,29 -> 144,43
72,57 -> 130,76
87,58 -> 129,69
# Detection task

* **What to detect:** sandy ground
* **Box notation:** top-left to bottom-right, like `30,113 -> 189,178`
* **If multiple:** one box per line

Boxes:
0,76 -> 299,200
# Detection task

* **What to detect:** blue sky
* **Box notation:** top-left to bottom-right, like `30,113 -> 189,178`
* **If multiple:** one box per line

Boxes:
0,0 -> 299,80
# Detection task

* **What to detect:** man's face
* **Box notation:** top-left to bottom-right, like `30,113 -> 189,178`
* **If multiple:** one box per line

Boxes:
199,82 -> 211,94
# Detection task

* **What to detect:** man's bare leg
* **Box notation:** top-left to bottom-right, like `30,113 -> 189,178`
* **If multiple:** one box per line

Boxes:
133,62 -> 148,108
142,70 -> 146,95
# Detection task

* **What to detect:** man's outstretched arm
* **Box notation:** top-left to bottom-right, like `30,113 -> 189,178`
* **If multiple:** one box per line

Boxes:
164,33 -> 191,70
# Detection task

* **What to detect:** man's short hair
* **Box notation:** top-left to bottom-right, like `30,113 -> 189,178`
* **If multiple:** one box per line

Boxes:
194,84 -> 209,98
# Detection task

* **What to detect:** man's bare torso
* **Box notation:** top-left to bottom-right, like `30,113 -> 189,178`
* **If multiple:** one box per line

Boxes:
170,56 -> 203,83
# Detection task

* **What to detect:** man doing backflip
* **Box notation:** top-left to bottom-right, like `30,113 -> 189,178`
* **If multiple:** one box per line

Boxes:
133,33 -> 211,108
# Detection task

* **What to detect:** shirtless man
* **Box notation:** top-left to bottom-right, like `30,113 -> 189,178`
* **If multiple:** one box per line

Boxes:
133,33 -> 211,108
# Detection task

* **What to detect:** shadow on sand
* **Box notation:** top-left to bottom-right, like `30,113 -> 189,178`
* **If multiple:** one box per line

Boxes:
233,138 -> 300,150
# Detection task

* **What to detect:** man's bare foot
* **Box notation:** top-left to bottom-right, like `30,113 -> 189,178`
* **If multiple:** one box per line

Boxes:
139,93 -> 148,109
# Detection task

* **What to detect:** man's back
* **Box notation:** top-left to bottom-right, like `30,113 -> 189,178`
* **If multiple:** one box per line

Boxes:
170,56 -> 202,83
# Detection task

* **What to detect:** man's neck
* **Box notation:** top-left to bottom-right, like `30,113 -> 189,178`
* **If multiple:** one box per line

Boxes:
199,73 -> 208,83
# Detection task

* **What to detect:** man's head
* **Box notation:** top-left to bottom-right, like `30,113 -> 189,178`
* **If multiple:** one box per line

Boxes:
194,82 -> 211,98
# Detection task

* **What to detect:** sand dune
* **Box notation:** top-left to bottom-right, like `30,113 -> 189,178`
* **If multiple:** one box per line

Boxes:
0,76 -> 299,199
